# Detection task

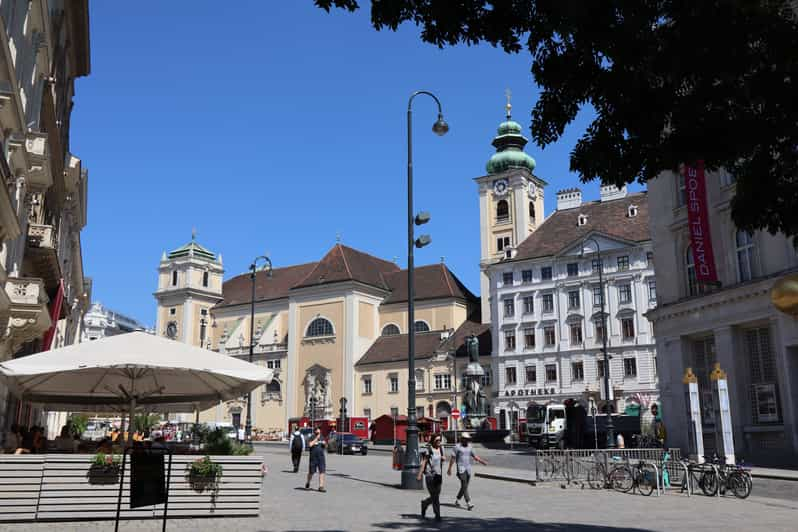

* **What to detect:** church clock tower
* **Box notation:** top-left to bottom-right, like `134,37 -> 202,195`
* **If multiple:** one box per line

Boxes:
475,94 -> 547,323
154,232 -> 224,347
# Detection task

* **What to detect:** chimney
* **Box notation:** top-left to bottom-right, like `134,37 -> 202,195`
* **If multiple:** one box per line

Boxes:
600,184 -> 628,202
556,188 -> 582,210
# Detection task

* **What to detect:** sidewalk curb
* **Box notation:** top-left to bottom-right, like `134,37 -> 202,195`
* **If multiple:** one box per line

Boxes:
475,472 -> 536,486
751,473 -> 798,482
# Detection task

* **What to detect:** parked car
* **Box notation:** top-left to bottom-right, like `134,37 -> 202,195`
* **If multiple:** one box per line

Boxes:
328,432 -> 368,455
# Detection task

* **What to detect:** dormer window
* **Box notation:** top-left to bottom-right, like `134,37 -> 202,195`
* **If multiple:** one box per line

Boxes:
577,214 -> 588,226
627,205 -> 638,217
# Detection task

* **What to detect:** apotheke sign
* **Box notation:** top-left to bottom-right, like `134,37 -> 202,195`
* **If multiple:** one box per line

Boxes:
504,388 -> 557,397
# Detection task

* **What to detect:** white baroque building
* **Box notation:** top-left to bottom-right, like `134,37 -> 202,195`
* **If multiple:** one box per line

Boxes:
484,184 -> 659,429
81,302 -> 149,341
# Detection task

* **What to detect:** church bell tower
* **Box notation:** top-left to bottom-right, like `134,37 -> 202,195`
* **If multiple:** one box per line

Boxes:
475,92 -> 547,323
154,231 -> 224,347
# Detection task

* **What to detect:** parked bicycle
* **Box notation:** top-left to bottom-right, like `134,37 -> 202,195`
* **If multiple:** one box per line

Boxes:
704,454 -> 752,499
586,454 -> 626,489
608,460 -> 658,496
680,459 -> 719,496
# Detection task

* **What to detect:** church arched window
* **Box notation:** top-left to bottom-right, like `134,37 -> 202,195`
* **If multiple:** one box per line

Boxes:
414,320 -> 430,333
382,323 -> 400,336
496,200 -> 510,222
202,271 -> 209,287
306,317 -> 334,337
529,201 -> 536,222
171,270 -> 178,286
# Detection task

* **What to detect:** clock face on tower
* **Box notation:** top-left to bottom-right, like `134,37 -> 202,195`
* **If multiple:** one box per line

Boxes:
166,321 -> 178,339
493,179 -> 509,196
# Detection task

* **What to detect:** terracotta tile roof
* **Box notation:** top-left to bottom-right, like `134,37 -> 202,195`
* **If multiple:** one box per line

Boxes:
214,262 -> 318,308
355,330 -> 447,366
382,264 -> 477,304
292,244 -> 400,291
513,192 -> 650,261
442,319 -> 492,359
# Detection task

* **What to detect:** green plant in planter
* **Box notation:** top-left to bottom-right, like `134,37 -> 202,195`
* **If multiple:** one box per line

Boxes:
186,455 -> 223,498
87,452 -> 122,485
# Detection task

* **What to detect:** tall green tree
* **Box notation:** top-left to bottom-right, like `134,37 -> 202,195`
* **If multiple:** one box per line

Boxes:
315,1 -> 798,235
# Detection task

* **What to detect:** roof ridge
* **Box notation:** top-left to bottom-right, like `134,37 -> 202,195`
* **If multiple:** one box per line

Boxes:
338,243 -> 399,271
226,261 -> 319,283
339,244 -> 354,279
440,263 -> 455,297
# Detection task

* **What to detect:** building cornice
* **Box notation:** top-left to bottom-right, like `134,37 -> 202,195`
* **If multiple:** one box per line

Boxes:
646,268 -> 798,324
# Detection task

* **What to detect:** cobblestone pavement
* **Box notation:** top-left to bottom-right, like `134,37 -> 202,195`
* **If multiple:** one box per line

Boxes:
2,446 -> 796,532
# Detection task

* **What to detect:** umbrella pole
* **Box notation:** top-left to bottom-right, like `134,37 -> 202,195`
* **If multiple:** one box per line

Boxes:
127,397 -> 136,447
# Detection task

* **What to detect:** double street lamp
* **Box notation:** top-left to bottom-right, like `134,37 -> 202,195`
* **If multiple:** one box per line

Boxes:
402,90 -> 449,490
579,237 -> 615,448
246,255 -> 272,443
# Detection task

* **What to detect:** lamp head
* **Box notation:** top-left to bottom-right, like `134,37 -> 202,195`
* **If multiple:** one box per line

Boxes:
432,114 -> 449,136
415,234 -> 432,248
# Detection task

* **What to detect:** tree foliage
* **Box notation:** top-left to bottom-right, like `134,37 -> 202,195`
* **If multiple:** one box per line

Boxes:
315,1 -> 798,235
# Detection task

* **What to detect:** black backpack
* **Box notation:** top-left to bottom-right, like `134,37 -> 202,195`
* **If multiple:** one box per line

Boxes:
291,433 -> 303,453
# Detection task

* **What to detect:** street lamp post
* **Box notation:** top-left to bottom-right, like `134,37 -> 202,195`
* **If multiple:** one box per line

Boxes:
246,255 -> 272,444
580,237 -> 615,448
402,90 -> 449,490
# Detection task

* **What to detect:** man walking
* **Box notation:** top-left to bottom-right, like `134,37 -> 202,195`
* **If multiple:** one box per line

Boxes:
447,433 -> 487,510
288,425 -> 305,472
305,427 -> 327,492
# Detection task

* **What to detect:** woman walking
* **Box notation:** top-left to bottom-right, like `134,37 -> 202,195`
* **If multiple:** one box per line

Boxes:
417,435 -> 444,522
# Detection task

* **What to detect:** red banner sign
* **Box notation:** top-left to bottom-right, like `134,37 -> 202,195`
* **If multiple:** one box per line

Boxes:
684,161 -> 718,283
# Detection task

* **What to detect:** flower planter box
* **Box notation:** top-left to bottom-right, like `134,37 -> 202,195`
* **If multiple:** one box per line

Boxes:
86,463 -> 122,485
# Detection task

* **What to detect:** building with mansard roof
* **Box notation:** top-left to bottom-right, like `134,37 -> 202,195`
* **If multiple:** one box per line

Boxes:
154,239 -> 478,434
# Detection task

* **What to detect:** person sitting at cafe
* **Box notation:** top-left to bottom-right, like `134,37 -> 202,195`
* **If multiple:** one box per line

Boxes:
15,426 -> 43,454
3,424 -> 21,453
55,425 -> 79,452
97,437 -> 113,454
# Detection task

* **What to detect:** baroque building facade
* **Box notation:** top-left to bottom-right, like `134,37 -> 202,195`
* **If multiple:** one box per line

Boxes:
0,0 -> 91,439
155,239 -> 479,434
647,168 -> 798,466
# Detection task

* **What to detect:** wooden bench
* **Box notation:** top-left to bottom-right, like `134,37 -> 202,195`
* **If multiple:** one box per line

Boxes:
0,454 -> 262,522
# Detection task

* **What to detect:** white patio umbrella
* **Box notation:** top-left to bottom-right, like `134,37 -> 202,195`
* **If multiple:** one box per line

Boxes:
0,332 -> 273,443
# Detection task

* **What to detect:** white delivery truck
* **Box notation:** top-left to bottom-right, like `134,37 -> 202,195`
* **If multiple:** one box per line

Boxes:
526,403 -> 567,449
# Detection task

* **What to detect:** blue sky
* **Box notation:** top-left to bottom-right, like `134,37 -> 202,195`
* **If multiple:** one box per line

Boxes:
72,2 -> 643,326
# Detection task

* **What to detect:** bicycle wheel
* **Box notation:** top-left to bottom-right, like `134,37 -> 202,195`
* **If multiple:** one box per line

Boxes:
636,464 -> 657,496
587,464 -> 606,489
698,469 -> 719,496
608,465 -> 634,493
728,471 -> 751,499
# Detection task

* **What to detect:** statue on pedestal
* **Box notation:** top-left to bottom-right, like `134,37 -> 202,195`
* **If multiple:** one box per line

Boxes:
462,334 -> 489,427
